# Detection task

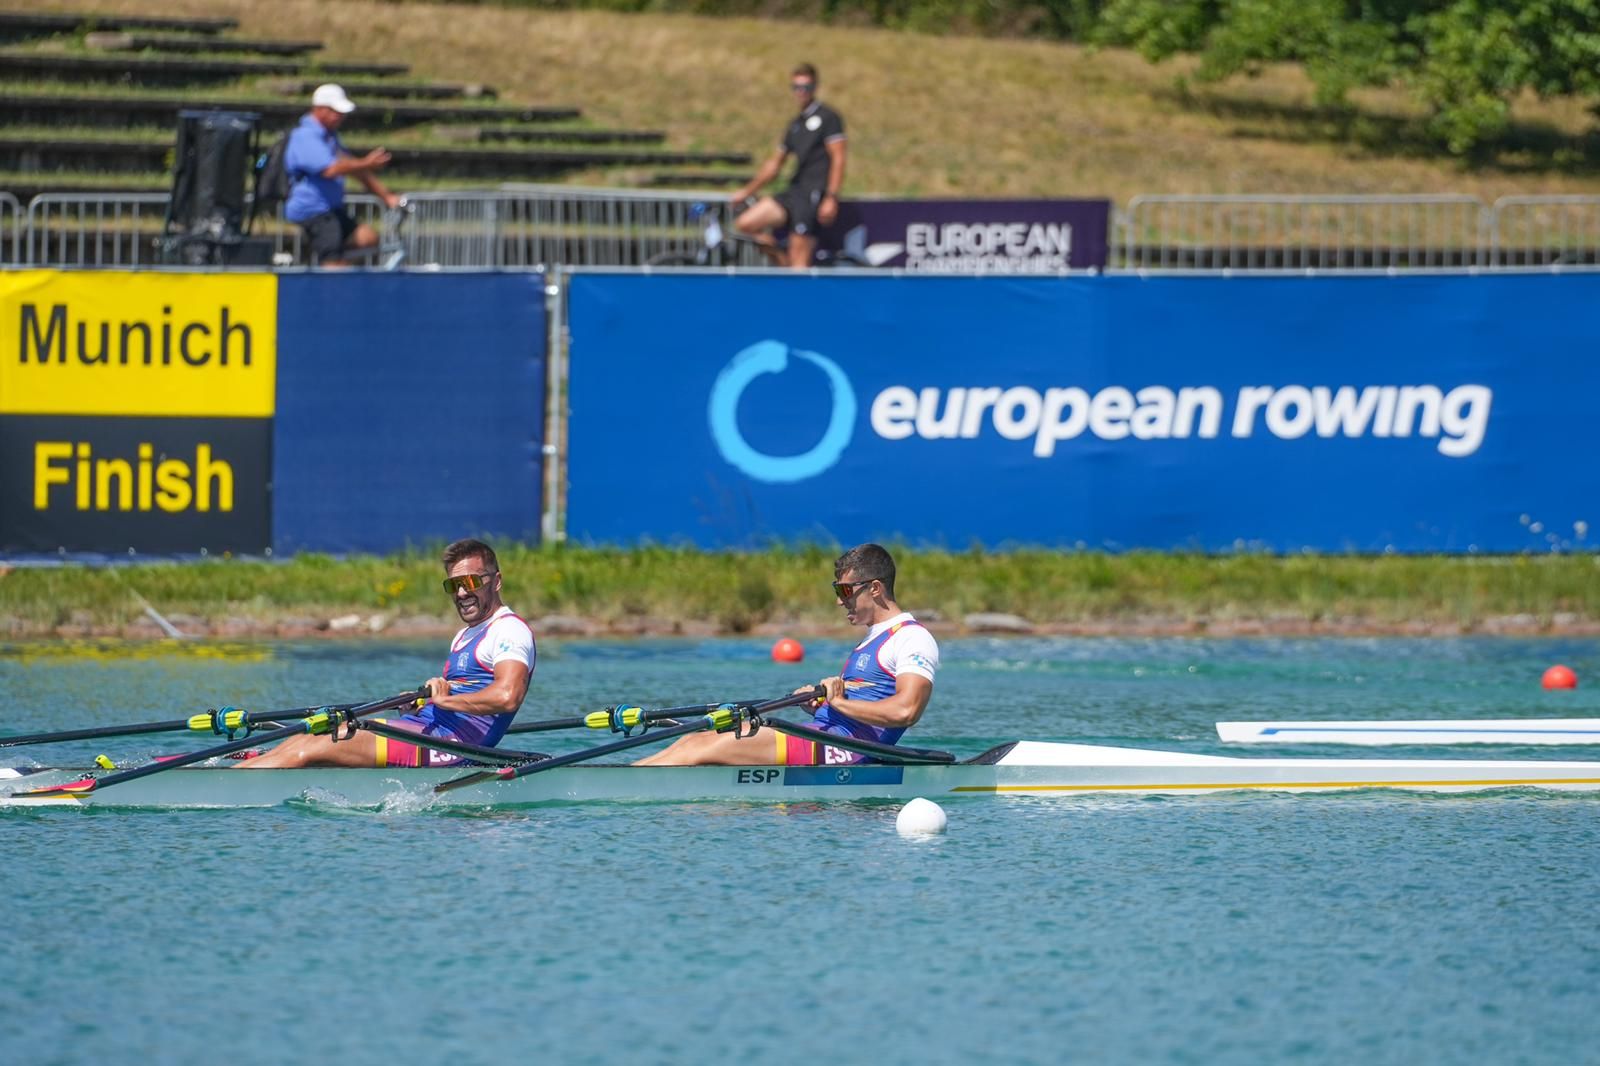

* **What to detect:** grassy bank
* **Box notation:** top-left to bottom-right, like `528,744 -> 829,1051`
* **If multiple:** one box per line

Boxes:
25,0 -> 1600,201
3,549 -> 1598,640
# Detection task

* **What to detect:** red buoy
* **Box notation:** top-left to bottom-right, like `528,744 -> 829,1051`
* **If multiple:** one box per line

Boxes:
1542,664 -> 1578,690
771,638 -> 805,663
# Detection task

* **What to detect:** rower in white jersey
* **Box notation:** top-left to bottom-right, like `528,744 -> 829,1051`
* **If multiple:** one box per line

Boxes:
637,543 -> 938,766
239,538 -> 534,769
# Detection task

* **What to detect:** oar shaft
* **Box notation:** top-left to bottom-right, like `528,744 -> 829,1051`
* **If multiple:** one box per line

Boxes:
357,719 -> 546,766
434,688 -> 825,795
0,702 -> 353,749
89,722 -> 314,788
508,718 -> 712,777
71,689 -> 426,793
757,716 -> 955,764
435,717 -> 716,794
503,700 -> 767,735
0,719 -> 193,747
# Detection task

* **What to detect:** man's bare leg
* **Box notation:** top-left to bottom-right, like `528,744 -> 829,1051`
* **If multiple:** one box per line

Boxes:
319,224 -> 379,269
236,730 -> 383,768
634,730 -> 781,766
734,197 -> 790,266
786,232 -> 815,269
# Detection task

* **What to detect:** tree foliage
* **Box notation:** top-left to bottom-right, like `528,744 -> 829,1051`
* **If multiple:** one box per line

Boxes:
1094,0 -> 1600,153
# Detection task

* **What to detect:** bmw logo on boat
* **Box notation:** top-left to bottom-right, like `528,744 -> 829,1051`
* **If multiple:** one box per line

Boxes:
835,767 -> 853,784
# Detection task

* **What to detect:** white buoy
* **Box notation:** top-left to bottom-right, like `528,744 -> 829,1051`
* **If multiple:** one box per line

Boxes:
896,797 -> 948,837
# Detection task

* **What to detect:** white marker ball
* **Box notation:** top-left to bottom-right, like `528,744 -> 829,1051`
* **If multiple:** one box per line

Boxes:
896,797 -> 948,836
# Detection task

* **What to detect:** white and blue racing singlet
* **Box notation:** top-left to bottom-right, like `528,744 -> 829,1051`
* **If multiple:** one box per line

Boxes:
813,613 -> 937,747
415,605 -> 535,747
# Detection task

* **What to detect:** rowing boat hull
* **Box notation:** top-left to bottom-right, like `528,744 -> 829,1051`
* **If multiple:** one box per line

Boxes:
7,741 -> 1600,808
1218,719 -> 1600,746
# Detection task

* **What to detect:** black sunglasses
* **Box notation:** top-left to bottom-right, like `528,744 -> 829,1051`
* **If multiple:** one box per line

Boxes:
832,577 -> 879,600
791,82 -> 816,93
442,571 -> 497,595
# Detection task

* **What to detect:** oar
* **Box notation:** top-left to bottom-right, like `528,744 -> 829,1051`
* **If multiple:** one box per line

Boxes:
355,718 -> 548,767
434,687 -> 825,794
0,701 -> 364,749
9,688 -> 428,800
755,716 -> 956,765
503,700 -> 769,736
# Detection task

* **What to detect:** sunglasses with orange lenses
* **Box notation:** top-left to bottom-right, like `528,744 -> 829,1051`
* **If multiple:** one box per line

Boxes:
832,577 -> 878,600
442,572 -> 496,595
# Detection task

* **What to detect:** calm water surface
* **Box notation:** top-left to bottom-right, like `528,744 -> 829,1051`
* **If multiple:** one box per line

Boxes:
4,636 -> 1600,1065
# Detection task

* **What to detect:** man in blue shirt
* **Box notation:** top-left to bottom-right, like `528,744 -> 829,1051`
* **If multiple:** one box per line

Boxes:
284,84 -> 401,266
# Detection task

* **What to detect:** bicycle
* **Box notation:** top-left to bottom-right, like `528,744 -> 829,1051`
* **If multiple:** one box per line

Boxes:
342,196 -> 414,271
646,199 -> 873,268
276,197 -> 415,269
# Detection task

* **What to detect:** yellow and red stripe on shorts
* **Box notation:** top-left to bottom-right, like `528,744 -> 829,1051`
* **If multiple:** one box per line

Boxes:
371,717 -> 429,768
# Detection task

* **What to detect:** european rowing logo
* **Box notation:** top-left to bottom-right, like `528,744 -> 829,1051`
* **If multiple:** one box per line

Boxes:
707,340 -> 857,484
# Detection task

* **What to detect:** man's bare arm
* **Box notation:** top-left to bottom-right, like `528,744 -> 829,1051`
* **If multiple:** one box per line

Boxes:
426,660 -> 531,715
734,147 -> 788,203
817,673 -> 931,729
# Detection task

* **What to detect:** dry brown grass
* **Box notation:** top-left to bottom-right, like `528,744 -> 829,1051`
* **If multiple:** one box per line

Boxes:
23,0 -> 1600,201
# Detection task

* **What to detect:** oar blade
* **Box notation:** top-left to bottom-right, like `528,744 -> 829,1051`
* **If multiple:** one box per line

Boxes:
8,776 -> 98,801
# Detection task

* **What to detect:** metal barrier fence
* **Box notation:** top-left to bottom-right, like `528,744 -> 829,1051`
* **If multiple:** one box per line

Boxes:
24,192 -> 171,268
1491,196 -> 1600,268
0,192 -> 16,266
5,186 -> 754,270
1122,194 -> 1490,270
7,188 -> 1600,271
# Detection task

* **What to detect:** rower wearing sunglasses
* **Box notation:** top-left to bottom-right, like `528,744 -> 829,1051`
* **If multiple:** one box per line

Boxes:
239,538 -> 534,769
637,543 -> 938,766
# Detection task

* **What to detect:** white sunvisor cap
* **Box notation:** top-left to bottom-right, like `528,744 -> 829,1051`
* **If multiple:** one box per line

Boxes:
311,84 -> 356,113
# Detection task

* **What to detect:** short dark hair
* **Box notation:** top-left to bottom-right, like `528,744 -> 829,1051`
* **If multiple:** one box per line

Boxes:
793,62 -> 818,84
442,537 -> 498,573
834,542 -> 895,598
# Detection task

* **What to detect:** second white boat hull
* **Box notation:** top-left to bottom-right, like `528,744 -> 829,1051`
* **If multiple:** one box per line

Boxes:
1218,719 -> 1600,746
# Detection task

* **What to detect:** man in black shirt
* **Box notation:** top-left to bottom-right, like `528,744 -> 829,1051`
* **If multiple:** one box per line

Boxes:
732,62 -> 847,269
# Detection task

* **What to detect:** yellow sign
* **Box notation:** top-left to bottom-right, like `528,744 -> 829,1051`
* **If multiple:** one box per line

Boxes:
0,270 -> 277,417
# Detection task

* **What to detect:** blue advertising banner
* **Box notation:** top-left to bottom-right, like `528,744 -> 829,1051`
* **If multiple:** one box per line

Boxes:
567,272 -> 1599,552
275,273 -> 546,554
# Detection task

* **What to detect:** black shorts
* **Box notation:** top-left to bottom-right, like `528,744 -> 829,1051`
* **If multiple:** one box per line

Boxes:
775,185 -> 824,236
300,208 -> 358,261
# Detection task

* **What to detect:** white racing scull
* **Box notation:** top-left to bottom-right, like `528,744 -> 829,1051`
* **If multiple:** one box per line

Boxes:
7,740 -> 1600,808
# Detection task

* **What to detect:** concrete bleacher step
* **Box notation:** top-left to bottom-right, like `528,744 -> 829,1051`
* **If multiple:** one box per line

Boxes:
85,31 -> 323,57
0,176 -> 169,200
0,51 -> 407,85
0,92 -> 581,131
0,135 -> 752,180
0,11 -> 236,44
642,171 -> 748,188
480,127 -> 664,146
279,79 -> 494,101
343,144 -> 754,179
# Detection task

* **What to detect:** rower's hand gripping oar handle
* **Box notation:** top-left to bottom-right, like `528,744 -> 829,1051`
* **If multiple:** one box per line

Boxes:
742,685 -> 826,735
